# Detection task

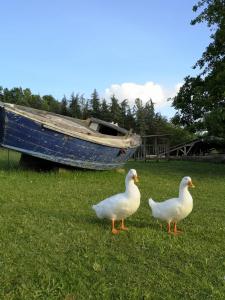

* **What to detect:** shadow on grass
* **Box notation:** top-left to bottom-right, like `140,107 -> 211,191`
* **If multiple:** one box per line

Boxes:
84,214 -> 114,231
26,205 -> 165,232
85,214 -> 159,232
128,218 -> 152,229
17,205 -> 110,229
0,149 -> 21,171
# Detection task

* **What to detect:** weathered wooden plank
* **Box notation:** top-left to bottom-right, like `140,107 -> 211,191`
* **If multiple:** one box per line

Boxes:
0,105 -> 139,170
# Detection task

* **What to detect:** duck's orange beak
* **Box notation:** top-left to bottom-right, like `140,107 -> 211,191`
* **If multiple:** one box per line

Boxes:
133,175 -> 139,183
188,180 -> 195,188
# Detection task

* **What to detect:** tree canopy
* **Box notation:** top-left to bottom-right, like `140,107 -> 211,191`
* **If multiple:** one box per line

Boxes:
172,0 -> 225,138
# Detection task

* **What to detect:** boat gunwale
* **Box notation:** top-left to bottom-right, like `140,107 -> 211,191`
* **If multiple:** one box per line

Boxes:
0,102 -> 141,149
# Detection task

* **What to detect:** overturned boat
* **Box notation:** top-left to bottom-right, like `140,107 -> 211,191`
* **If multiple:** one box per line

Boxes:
0,102 -> 141,170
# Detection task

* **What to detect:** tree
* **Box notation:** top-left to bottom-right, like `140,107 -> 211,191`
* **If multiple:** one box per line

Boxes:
8,87 -> 24,105
125,106 -> 136,131
133,98 -> 157,135
0,86 -> 4,102
79,94 -> 90,119
172,0 -> 225,138
32,95 -> 43,109
172,76 -> 207,132
205,107 -> 225,138
191,0 -> 225,75
109,95 -> 122,125
100,99 -> 111,122
69,93 -> 81,118
120,99 -> 129,128
144,99 -> 156,134
90,89 -> 101,118
42,95 -> 60,113
23,88 -> 33,107
134,98 -> 146,135
60,95 -> 68,116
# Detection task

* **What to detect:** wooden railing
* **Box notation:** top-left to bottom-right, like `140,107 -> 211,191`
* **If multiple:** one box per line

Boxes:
134,144 -> 170,160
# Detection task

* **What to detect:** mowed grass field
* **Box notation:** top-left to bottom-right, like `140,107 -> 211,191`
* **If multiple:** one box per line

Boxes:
0,149 -> 225,300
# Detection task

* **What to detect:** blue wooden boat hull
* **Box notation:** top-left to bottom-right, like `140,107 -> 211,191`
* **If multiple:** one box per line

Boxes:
0,108 -> 138,170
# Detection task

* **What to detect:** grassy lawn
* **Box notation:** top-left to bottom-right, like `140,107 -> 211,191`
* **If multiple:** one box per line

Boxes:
0,149 -> 225,299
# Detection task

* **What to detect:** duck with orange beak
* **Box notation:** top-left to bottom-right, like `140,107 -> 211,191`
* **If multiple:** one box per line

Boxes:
148,176 -> 195,234
92,169 -> 140,234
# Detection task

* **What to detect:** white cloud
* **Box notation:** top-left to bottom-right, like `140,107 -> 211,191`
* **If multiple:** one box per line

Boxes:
174,82 -> 183,95
103,81 -> 182,118
104,81 -> 181,106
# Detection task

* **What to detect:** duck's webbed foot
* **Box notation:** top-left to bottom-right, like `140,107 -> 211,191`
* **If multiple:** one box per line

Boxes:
120,219 -> 128,231
112,228 -> 120,234
111,219 -> 120,234
173,223 -> 183,234
172,223 -> 183,235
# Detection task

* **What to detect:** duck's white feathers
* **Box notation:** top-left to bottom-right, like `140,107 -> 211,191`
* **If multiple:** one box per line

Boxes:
148,176 -> 193,224
149,197 -> 187,223
92,169 -> 140,221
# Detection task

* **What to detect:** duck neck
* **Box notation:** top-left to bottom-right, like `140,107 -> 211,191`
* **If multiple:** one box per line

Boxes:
179,185 -> 190,201
125,178 -> 136,194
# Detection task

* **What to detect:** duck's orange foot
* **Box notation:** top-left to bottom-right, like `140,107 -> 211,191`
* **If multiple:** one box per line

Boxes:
169,230 -> 183,235
120,226 -> 129,231
173,223 -> 183,235
112,228 -> 120,234
120,219 -> 128,231
174,229 -> 183,235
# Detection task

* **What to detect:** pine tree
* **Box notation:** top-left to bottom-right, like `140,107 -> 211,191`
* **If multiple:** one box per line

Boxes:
126,107 -> 136,131
60,95 -> 68,116
134,98 -> 146,135
90,89 -> 101,118
80,94 -> 90,119
120,99 -> 129,128
110,95 -> 122,125
101,99 -> 111,121
144,99 -> 156,134
69,93 -> 81,118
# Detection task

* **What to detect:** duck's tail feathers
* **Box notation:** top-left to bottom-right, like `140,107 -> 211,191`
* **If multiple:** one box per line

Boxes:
92,204 -> 103,219
148,198 -> 155,208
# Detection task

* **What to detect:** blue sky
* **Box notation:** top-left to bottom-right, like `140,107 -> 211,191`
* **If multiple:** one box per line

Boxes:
0,0 -> 210,118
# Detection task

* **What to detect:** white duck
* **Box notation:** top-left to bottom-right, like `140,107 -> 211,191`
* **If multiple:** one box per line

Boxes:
148,176 -> 195,234
92,169 -> 140,234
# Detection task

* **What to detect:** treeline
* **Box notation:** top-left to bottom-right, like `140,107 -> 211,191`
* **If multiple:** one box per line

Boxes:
172,0 -> 225,140
0,86 -> 193,146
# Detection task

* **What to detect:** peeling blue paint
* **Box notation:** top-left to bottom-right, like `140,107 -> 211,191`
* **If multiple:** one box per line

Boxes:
0,108 -> 138,170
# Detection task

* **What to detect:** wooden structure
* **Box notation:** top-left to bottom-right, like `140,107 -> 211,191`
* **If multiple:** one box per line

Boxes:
134,136 -> 225,161
134,134 -> 171,160
160,138 -> 203,157
134,137 -> 212,161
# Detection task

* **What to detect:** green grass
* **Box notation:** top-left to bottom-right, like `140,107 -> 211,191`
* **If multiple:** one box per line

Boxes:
0,149 -> 225,299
